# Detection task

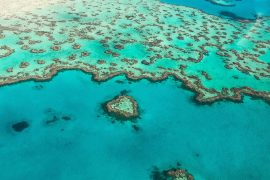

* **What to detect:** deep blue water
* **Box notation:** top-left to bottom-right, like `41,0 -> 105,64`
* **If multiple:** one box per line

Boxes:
0,71 -> 269,179
161,0 -> 270,20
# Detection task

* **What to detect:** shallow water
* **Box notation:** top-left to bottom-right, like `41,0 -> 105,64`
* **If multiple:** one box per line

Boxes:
0,0 -> 270,179
0,70 -> 269,180
0,0 -> 269,103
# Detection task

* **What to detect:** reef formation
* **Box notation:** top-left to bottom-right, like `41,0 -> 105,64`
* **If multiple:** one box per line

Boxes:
151,166 -> 194,180
104,95 -> 139,120
0,0 -> 269,104
12,121 -> 29,132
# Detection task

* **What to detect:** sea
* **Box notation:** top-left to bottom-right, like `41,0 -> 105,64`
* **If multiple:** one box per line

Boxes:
0,0 -> 269,179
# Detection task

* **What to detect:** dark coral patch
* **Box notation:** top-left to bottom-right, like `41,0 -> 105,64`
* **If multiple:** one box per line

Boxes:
12,121 -> 29,132
151,166 -> 194,180
219,11 -> 254,21
61,116 -> 72,121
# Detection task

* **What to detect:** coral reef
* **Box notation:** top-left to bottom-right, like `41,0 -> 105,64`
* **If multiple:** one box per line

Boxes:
151,166 -> 194,180
0,0 -> 269,104
104,95 -> 139,120
12,121 -> 29,132
0,45 -> 14,58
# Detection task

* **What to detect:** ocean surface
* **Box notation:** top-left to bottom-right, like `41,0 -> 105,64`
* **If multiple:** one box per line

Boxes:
162,0 -> 270,20
0,70 -> 269,180
0,0 -> 270,179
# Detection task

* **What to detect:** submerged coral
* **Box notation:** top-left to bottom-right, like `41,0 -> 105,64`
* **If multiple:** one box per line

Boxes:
104,95 -> 139,120
12,121 -> 29,132
151,166 -> 194,180
0,0 -> 269,104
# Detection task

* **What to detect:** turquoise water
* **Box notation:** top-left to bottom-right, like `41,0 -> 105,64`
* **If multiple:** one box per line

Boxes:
0,0 -> 270,179
162,0 -> 270,20
0,70 -> 269,179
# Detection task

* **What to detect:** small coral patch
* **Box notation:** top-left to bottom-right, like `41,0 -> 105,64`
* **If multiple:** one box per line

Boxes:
104,95 -> 139,120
